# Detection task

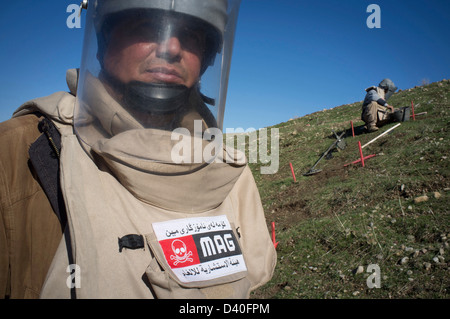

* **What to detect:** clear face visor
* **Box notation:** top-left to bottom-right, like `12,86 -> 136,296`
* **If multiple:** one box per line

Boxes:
74,0 -> 240,153
384,86 -> 397,100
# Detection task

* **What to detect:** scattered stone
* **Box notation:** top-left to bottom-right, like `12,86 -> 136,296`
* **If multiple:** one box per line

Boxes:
423,262 -> 432,271
352,291 -> 360,296
439,248 -> 445,256
414,195 -> 429,203
421,248 -> 428,254
412,250 -> 420,258
354,266 -> 364,274
432,256 -> 440,264
434,192 -> 442,199
399,257 -> 409,265
405,247 -> 414,253
438,256 -> 445,263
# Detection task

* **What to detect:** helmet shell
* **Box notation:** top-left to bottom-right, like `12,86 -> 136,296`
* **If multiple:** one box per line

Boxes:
379,78 -> 398,100
93,0 -> 227,35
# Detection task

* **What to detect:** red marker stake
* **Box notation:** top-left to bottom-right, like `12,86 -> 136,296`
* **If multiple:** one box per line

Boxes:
351,121 -> 355,137
358,141 -> 365,167
289,162 -> 296,182
411,100 -> 416,121
272,222 -> 279,249
343,154 -> 376,167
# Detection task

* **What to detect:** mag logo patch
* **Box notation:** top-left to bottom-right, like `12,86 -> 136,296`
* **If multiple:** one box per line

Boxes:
152,215 -> 247,284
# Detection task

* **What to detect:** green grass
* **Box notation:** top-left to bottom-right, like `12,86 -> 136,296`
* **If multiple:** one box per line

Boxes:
242,79 -> 450,299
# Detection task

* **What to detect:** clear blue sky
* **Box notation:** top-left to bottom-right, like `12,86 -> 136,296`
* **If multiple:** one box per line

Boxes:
1,0 -> 449,130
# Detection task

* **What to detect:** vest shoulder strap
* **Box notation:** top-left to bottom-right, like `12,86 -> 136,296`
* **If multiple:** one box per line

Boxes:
29,115 -> 67,227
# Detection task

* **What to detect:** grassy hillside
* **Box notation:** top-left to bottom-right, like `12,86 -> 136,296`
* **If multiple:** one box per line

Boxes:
247,79 -> 450,299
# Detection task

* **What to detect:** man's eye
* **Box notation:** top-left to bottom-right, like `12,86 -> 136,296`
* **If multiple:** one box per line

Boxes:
180,28 -> 204,48
132,23 -> 158,39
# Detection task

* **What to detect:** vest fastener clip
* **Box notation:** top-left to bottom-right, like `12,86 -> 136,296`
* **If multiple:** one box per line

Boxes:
118,234 -> 145,252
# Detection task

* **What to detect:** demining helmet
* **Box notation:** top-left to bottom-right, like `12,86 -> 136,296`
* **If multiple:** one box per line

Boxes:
74,0 -> 241,149
378,78 -> 398,100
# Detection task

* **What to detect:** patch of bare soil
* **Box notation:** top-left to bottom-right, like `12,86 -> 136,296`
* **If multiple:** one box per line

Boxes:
266,160 -> 350,231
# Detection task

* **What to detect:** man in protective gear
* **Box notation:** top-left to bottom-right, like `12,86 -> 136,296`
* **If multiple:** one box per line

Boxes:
361,78 -> 398,132
0,0 -> 276,299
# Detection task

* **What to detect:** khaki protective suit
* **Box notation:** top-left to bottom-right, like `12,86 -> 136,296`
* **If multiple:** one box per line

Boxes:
362,101 -> 391,129
0,69 -> 276,299
361,87 -> 392,130
0,113 -> 63,298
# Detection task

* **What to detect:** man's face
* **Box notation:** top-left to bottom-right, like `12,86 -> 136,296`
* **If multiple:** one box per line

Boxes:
102,14 -> 205,88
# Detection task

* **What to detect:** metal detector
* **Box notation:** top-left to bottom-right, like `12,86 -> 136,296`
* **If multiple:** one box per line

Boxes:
303,130 -> 347,176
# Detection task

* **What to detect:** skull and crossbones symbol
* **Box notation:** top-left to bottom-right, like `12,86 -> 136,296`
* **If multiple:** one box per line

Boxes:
170,239 -> 193,265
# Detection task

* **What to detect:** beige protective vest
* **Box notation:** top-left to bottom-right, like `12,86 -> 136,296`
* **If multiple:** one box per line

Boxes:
14,69 -> 276,299
376,87 -> 386,100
